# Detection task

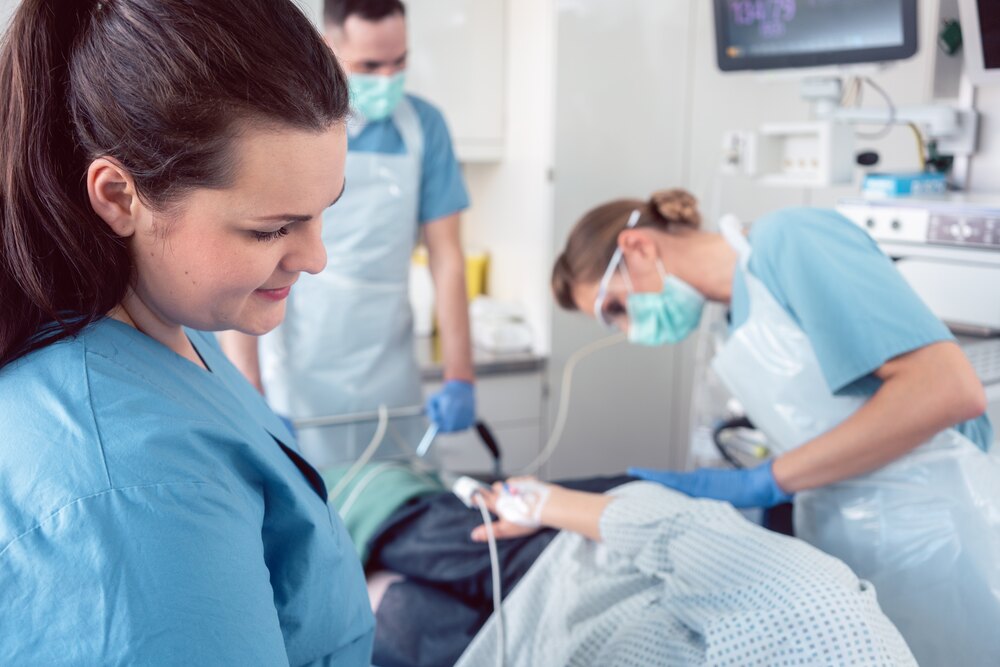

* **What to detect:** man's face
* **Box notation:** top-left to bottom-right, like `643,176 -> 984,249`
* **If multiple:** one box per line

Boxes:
326,12 -> 408,76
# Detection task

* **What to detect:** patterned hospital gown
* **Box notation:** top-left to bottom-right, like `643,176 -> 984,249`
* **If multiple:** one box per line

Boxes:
457,482 -> 915,667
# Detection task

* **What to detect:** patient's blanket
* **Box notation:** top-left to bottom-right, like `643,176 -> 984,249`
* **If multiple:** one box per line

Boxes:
458,482 -> 915,667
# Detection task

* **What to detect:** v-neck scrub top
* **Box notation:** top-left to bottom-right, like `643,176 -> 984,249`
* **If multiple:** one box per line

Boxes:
0,319 -> 374,665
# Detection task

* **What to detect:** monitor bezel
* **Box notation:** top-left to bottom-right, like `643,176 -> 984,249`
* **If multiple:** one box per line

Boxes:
714,0 -> 920,72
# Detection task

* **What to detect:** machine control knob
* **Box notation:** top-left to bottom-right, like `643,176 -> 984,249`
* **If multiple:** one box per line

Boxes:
866,218 -> 876,229
891,219 -> 901,231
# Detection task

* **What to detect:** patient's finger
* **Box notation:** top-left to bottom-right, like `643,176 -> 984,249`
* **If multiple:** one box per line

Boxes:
505,475 -> 539,486
476,487 -> 500,511
471,520 -> 538,542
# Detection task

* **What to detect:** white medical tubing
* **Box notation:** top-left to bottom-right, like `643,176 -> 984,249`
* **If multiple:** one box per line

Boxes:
293,403 -> 424,430
328,404 -> 390,503
475,495 -> 505,667
517,333 -> 626,475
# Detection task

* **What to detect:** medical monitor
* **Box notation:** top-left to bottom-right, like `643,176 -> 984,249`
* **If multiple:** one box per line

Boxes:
714,0 -> 919,72
958,0 -> 1000,84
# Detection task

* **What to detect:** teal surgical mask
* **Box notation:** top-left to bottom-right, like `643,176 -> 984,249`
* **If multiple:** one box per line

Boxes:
625,260 -> 705,346
592,209 -> 705,345
349,72 -> 406,122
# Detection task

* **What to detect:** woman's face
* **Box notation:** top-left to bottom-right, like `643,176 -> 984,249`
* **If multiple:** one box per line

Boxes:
111,124 -> 347,336
572,253 -> 664,333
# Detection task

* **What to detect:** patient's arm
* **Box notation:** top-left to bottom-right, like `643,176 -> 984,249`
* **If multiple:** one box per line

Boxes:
471,478 -> 614,543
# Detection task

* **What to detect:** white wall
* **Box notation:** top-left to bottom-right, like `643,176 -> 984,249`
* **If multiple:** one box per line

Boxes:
542,0 -> 697,478
293,0 -> 323,29
1,0 -> 15,29
970,86 -> 1000,190
460,0 -> 555,353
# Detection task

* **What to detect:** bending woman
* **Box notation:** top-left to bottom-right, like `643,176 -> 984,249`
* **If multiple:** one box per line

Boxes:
0,1 -> 371,663
549,189 -> 1000,666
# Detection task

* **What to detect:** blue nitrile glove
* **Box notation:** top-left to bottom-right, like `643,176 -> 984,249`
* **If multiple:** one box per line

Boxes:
426,380 -> 476,433
627,460 -> 792,509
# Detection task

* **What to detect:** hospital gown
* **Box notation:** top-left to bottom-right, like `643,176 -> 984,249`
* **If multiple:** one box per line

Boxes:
457,482 -> 915,667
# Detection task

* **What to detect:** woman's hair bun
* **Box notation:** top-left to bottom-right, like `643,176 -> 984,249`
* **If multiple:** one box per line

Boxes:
649,188 -> 700,230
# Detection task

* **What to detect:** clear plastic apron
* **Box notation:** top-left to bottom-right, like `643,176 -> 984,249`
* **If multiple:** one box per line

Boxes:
260,99 -> 426,470
710,216 -> 1000,667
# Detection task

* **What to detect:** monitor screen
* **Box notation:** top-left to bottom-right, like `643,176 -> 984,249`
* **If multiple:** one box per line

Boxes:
715,0 -> 919,72
976,1 -> 1000,70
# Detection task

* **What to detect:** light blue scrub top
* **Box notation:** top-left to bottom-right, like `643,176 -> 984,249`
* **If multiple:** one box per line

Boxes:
730,207 -> 993,450
0,319 -> 374,665
350,93 -> 469,224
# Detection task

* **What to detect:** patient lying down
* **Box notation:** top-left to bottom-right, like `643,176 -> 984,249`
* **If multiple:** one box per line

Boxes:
324,468 -> 916,667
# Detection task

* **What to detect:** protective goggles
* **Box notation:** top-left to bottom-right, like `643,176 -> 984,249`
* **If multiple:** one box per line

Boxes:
593,209 -> 640,329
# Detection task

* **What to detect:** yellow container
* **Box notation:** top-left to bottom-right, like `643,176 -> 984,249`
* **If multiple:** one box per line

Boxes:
465,249 -> 490,299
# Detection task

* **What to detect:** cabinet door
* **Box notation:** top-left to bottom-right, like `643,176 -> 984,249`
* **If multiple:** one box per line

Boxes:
405,0 -> 505,162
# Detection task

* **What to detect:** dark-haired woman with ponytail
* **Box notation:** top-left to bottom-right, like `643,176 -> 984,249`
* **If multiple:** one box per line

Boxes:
551,189 -> 1000,665
0,1 -> 373,663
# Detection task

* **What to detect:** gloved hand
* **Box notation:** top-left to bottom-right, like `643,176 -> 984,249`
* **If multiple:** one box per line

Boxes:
627,460 -> 792,509
426,380 -> 476,433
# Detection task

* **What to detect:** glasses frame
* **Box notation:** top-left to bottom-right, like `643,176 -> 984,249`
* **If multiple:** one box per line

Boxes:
593,209 -> 641,329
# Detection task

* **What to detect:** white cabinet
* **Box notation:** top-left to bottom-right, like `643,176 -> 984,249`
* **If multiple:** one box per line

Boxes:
405,0 -> 505,162
423,370 -> 545,475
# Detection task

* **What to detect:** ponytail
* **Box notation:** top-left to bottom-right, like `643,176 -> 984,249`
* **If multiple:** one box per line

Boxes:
648,189 -> 701,231
0,0 -> 350,368
0,0 -> 125,367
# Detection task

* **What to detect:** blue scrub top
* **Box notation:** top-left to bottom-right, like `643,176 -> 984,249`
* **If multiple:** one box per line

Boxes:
350,93 -> 470,224
0,319 -> 374,665
730,207 -> 993,450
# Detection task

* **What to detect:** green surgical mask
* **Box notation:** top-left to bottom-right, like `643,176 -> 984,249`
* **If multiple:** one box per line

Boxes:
349,72 -> 406,122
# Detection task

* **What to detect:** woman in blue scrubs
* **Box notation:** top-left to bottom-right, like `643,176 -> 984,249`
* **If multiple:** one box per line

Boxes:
0,1 -> 372,664
551,189 -> 1000,666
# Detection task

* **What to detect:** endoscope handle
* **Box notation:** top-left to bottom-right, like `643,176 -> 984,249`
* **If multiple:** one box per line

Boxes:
475,420 -> 503,479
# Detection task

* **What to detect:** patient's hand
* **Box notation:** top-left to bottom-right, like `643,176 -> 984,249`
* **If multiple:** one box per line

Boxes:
472,477 -> 614,543
470,478 -> 549,542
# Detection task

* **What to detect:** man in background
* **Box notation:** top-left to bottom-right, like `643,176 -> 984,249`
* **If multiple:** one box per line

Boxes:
222,0 -> 475,468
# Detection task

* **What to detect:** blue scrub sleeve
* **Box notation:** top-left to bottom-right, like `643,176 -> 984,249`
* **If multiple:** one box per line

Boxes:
748,208 -> 953,395
412,97 -> 469,224
0,482 -> 289,665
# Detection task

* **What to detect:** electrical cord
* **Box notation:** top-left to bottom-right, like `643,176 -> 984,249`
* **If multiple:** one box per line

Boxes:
474,494 -> 505,667
841,76 -> 862,108
711,416 -> 773,469
516,333 -> 627,475
712,417 -> 752,469
854,77 -> 897,140
907,121 -> 928,170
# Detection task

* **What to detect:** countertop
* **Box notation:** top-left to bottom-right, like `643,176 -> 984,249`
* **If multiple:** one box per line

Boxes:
416,335 -> 546,382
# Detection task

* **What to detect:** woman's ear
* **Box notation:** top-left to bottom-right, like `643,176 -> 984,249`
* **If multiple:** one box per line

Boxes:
618,228 -> 658,263
87,158 -> 142,238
